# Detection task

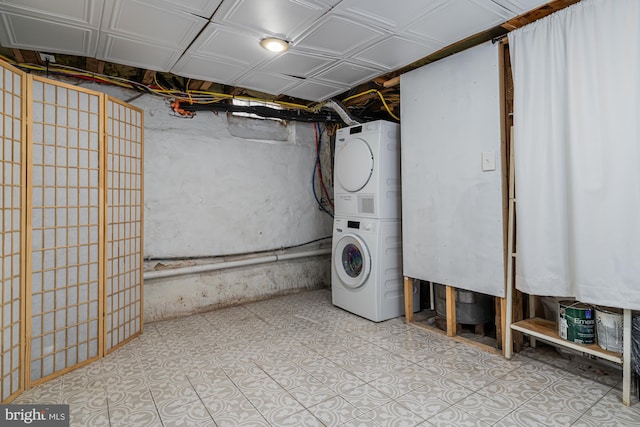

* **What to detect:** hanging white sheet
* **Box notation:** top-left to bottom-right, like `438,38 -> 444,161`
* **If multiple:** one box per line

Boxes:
509,0 -> 640,309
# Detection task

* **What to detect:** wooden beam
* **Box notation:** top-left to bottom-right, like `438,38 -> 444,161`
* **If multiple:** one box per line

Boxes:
230,86 -> 244,96
446,285 -> 456,337
11,49 -> 25,63
383,76 -> 400,88
188,80 -> 204,91
198,81 -> 214,91
141,70 -> 156,85
404,277 -> 414,323
86,58 -> 105,74
187,80 -> 216,92
501,0 -> 581,31
19,50 -> 42,65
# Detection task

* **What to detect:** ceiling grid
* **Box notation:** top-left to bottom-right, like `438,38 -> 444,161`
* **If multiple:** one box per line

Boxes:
0,0 -> 552,101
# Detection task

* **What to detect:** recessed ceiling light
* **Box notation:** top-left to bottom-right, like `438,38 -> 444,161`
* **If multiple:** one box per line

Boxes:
260,37 -> 289,53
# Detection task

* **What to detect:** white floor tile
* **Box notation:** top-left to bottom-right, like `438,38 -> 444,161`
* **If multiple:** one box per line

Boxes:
11,289 -> 630,427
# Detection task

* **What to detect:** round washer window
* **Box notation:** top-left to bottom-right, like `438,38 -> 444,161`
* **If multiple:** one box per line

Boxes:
334,233 -> 370,288
342,244 -> 363,278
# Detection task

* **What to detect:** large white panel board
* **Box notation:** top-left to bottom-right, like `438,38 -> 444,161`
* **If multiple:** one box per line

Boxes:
400,41 -> 505,297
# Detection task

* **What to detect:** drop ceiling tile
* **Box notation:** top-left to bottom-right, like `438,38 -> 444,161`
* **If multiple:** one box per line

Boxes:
234,72 -> 302,96
314,61 -> 382,87
96,33 -> 182,71
101,0 -> 207,48
333,0 -> 445,30
404,0 -> 513,46
295,13 -> 386,57
489,0 -> 549,14
170,54 -> 247,83
353,36 -> 439,71
259,51 -> 335,79
282,79 -> 347,102
184,23 -> 271,67
0,0 -> 102,27
212,0 -> 327,41
0,12 -> 98,56
160,0 -> 223,18
313,0 -> 341,7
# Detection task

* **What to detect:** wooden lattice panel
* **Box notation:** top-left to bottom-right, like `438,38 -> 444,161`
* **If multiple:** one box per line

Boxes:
105,97 -> 143,352
27,77 -> 103,385
0,62 -> 25,402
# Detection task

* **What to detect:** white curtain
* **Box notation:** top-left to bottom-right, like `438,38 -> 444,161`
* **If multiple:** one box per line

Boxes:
509,0 -> 640,310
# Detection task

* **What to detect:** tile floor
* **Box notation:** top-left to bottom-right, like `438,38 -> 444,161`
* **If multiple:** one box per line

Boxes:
13,289 -> 640,426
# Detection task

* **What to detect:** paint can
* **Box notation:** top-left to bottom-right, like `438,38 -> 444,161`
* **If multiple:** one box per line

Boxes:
558,301 -> 595,344
595,306 -> 623,353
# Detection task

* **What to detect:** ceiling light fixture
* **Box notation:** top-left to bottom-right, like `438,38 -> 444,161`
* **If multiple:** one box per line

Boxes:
260,37 -> 289,53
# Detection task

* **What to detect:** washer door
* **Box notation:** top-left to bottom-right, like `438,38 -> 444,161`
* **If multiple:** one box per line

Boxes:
334,234 -> 371,289
336,138 -> 374,192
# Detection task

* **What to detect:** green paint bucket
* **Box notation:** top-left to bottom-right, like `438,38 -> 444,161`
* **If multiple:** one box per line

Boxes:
558,301 -> 595,344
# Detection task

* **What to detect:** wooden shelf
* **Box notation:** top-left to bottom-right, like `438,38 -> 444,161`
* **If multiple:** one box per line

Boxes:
510,318 -> 623,364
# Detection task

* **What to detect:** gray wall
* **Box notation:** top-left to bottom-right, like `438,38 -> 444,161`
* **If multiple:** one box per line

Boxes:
78,82 -> 333,320
133,94 -> 333,259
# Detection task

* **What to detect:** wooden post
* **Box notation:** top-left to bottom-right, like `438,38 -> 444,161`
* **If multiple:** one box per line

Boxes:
404,277 -> 413,323
623,309 -> 631,406
504,126 -> 516,358
446,285 -> 456,337
495,297 -> 504,349
528,295 -> 537,348
513,290 -> 524,352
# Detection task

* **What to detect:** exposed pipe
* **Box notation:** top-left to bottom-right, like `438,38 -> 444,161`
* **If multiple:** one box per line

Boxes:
144,248 -> 331,280
323,99 -> 361,126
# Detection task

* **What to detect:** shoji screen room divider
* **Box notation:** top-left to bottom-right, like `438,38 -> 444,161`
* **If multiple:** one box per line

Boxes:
104,97 -> 143,353
0,60 -> 143,401
1,59 -> 26,403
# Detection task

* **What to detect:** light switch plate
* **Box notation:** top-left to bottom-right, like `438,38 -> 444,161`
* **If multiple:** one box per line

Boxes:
482,151 -> 496,171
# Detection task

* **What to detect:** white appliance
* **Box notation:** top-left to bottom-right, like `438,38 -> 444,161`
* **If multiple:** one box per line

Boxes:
334,120 -> 401,219
331,216 -> 418,322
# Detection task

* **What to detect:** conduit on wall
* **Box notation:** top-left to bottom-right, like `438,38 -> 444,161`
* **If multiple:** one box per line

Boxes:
144,248 -> 330,280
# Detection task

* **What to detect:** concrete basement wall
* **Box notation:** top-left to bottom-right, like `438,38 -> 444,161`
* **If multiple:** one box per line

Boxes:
144,254 -> 330,322
76,82 -> 333,320
132,93 -> 333,259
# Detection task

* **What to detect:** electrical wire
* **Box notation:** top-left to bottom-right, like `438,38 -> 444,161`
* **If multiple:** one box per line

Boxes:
314,123 -> 334,209
312,123 -> 334,218
342,89 -> 400,121
0,54 -> 314,111
145,235 -> 332,261
0,54 -> 399,123
285,235 -> 332,250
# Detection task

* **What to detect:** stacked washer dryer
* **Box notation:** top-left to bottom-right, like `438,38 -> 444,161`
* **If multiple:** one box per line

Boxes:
331,120 -> 418,322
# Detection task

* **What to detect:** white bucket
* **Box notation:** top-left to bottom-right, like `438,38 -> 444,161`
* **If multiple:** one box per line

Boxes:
595,306 -> 623,353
